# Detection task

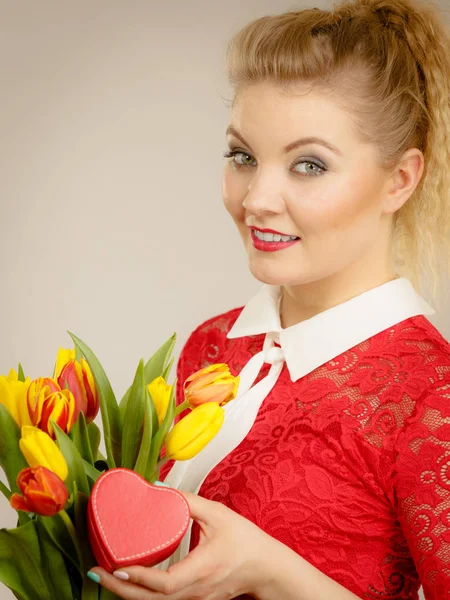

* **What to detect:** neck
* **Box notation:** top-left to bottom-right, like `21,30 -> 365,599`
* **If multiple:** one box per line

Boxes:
279,258 -> 398,329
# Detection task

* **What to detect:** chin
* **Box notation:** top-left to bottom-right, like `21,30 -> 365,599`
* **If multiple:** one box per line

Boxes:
247,258 -> 305,287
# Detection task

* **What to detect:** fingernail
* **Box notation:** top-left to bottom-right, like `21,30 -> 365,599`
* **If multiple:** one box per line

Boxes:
153,480 -> 170,487
113,570 -> 129,581
87,571 -> 101,584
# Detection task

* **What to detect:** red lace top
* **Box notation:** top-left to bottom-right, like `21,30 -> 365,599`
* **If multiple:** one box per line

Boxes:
161,307 -> 450,600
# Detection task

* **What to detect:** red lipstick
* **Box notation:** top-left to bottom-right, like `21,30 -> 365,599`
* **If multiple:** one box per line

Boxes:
250,228 -> 300,253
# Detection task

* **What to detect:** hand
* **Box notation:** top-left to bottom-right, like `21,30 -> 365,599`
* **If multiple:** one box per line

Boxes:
89,490 -> 278,599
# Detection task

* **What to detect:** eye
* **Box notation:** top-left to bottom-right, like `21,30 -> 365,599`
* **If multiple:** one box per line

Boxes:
223,149 -> 326,177
223,150 -> 255,167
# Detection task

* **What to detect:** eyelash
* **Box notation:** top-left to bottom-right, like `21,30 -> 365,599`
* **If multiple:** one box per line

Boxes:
222,149 -> 327,177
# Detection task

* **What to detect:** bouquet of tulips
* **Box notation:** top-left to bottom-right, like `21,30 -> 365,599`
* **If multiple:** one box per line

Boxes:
0,332 -> 239,600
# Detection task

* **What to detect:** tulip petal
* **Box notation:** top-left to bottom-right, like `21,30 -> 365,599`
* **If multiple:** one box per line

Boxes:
10,493 -> 30,513
54,348 -> 76,379
184,364 -> 229,386
165,402 -> 225,460
19,427 -> 68,482
14,467 -> 69,516
0,377 -> 20,425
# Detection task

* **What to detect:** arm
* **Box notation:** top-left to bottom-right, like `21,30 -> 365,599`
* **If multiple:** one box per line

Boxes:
393,390 -> 450,599
255,536 -> 361,600
90,491 -> 362,600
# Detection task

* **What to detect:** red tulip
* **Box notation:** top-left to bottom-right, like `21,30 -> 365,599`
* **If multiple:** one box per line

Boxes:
58,358 -> 99,423
10,466 -> 68,516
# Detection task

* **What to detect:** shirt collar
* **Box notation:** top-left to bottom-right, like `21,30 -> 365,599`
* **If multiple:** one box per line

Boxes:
226,277 -> 435,382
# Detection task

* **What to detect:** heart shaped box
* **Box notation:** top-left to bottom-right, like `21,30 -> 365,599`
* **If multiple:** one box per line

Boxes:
87,468 -> 190,572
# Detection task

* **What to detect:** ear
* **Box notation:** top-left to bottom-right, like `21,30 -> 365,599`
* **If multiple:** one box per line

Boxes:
382,148 -> 424,215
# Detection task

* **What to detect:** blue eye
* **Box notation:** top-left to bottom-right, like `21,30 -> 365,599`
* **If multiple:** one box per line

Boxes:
223,150 -> 326,177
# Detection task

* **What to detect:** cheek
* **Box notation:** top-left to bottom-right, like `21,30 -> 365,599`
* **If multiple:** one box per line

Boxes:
222,169 -> 245,223
296,179 -> 381,237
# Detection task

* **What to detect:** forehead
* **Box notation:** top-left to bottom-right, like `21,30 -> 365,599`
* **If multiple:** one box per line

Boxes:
230,81 -> 360,146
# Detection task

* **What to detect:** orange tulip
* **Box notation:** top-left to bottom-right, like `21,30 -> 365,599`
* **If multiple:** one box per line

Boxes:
58,358 -> 99,423
10,466 -> 68,516
184,364 -> 239,409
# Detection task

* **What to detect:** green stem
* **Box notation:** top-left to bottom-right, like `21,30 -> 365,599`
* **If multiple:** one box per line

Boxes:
174,400 -> 189,416
0,479 -> 11,500
59,509 -> 84,570
150,457 -> 169,482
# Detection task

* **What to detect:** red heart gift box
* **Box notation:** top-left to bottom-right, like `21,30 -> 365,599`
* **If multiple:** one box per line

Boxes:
87,468 -> 190,572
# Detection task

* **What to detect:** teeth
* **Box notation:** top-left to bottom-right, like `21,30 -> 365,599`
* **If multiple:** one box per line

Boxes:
254,230 -> 298,242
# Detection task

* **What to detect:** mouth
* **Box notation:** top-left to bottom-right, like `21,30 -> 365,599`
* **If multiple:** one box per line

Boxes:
250,227 -> 301,252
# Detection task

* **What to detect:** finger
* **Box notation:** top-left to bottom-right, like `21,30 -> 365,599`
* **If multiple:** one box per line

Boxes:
88,567 -> 160,600
177,490 -> 222,524
113,545 -> 211,595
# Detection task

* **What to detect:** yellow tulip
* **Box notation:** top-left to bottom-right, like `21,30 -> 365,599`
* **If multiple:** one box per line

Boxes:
148,377 -> 172,425
19,426 -> 68,481
0,371 -> 32,428
184,363 -> 239,409
54,348 -> 76,379
164,402 -> 224,461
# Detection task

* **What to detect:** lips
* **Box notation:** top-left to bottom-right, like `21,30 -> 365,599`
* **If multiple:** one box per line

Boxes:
250,229 -> 300,252
251,227 -> 298,238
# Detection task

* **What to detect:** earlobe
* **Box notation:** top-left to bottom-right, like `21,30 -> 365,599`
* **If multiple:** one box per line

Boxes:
382,149 -> 424,215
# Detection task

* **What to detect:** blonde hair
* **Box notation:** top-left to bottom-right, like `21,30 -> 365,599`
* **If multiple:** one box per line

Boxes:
225,0 -> 450,305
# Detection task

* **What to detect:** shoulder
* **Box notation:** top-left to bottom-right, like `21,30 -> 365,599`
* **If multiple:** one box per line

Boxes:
387,315 -> 450,446
188,306 -> 245,339
177,305 -> 245,374
374,314 -> 450,367
404,314 -> 450,351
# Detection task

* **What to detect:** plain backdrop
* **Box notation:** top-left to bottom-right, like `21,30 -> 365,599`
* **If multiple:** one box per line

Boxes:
1,1 -> 449,598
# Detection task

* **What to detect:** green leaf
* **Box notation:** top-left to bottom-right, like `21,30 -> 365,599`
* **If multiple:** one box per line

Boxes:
82,458 -> 101,484
133,389 -> 153,480
17,363 -> 26,382
162,356 -> 175,381
52,421 -> 90,496
121,359 -> 146,469
75,345 -> 83,362
0,520 -> 55,599
0,404 -> 28,494
73,484 -> 102,600
71,412 -> 94,465
144,332 -> 176,385
119,333 -> 176,428
36,518 -> 74,600
37,510 -> 83,576
68,332 -> 121,469
146,379 -> 177,482
87,421 -> 101,461
0,479 -> 11,500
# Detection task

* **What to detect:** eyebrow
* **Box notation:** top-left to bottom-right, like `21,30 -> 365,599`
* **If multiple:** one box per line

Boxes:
226,125 -> 343,157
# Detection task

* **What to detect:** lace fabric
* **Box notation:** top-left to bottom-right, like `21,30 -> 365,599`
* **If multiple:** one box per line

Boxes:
160,308 -> 450,599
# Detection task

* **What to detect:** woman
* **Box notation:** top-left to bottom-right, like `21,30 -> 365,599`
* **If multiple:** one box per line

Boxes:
89,0 -> 450,597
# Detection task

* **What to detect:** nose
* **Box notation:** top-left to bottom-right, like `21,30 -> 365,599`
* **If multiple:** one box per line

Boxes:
242,170 -> 285,215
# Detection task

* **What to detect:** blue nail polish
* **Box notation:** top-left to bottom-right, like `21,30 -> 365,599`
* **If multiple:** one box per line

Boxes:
87,571 -> 101,584
153,480 -> 170,487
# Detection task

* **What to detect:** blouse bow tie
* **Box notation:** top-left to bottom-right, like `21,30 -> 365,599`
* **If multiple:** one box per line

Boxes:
161,330 -> 287,566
